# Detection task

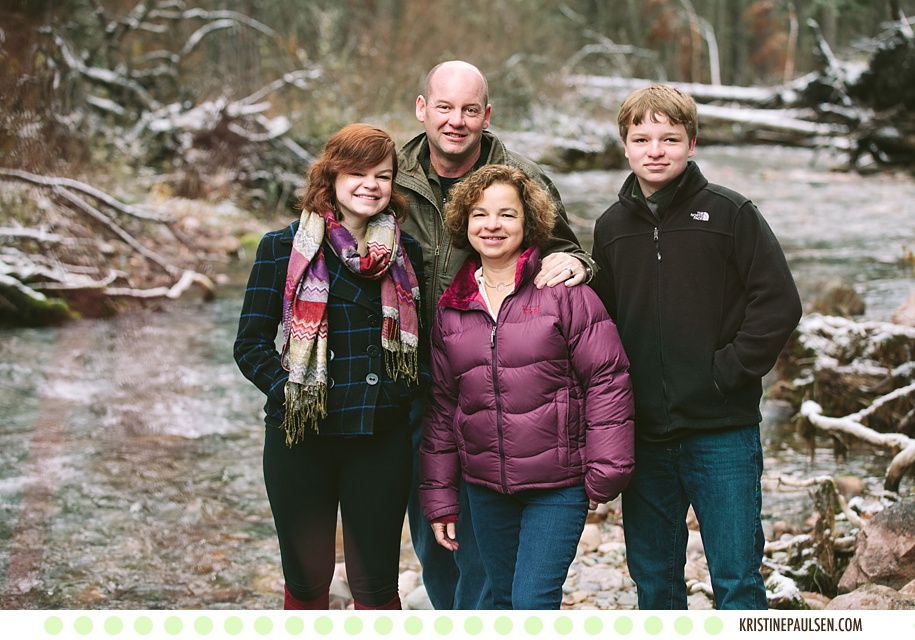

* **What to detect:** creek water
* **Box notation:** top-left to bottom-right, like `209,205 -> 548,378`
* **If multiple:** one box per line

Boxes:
1,145 -> 913,609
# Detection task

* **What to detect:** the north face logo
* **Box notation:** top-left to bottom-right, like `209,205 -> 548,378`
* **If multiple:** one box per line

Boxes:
690,211 -> 710,221
522,305 -> 539,314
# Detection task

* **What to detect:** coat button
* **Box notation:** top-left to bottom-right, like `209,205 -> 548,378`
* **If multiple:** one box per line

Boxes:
328,378 -> 335,388
366,345 -> 380,357
329,350 -> 335,361
367,314 -> 380,327
365,373 -> 379,385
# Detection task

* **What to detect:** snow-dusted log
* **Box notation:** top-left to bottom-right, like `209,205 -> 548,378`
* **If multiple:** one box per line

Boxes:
800,396 -> 915,492
563,17 -> 915,168
0,169 -> 169,222
0,273 -> 47,302
765,473 -> 866,528
104,269 -> 215,301
0,169 -> 221,325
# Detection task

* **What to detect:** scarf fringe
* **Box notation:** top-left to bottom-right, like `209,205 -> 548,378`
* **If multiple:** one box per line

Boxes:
384,348 -> 419,385
281,381 -> 327,446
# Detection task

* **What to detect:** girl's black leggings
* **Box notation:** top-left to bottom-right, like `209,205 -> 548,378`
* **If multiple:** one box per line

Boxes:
263,420 -> 412,607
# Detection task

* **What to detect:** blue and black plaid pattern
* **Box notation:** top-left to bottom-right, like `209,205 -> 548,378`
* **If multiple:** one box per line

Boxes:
234,221 -> 425,435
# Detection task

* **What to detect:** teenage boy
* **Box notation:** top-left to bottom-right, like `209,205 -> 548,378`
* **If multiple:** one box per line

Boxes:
591,84 -> 802,610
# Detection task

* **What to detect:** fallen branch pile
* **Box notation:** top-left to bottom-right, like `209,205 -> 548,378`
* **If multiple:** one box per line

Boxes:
565,17 -> 915,171
773,314 -> 915,490
0,168 -> 217,325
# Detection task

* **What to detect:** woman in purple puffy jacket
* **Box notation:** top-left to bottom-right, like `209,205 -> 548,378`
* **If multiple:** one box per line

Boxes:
418,164 -> 635,609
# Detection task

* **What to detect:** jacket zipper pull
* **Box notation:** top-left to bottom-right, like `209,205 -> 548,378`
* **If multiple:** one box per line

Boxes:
491,324 -> 496,349
654,227 -> 661,261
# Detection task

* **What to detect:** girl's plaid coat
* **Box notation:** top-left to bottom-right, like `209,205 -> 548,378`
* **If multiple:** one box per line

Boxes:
234,220 -> 426,436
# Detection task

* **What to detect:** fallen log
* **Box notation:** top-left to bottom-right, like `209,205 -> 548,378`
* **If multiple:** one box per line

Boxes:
801,395 -> 915,492
104,269 -> 215,301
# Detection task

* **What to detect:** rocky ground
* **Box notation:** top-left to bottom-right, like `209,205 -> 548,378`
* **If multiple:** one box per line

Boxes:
323,499 -> 717,611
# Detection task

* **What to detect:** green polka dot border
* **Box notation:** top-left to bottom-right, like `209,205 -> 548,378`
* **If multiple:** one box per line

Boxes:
25,610 -> 908,639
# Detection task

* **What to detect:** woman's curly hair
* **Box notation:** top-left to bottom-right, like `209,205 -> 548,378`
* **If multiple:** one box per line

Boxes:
444,164 -> 556,251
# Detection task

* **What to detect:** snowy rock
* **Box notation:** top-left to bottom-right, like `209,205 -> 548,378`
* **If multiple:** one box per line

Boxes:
838,497 -> 915,593
578,523 -> 602,553
892,290 -> 915,328
826,584 -> 915,609
398,570 -> 421,599
402,584 -> 433,610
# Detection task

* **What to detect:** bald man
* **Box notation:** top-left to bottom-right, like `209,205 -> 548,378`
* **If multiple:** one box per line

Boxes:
396,60 -> 596,610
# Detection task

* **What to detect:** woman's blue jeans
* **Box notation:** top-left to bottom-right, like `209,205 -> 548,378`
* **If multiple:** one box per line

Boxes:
622,425 -> 767,610
466,483 -> 589,610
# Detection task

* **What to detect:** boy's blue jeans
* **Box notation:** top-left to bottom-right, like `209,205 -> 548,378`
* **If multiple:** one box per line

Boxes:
466,483 -> 589,610
622,425 -> 768,610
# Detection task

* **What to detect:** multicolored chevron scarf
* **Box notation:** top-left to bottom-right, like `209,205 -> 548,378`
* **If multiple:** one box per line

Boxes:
280,209 -> 420,445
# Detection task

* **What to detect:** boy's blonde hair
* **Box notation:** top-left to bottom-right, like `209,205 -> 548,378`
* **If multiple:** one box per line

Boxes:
617,84 -> 699,142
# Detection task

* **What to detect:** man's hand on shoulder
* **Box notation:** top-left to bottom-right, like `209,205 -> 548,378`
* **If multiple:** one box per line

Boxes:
535,252 -> 591,289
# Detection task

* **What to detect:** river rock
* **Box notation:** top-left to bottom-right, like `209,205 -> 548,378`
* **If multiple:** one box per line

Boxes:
838,497 -> 915,593
329,562 -> 352,609
687,529 -> 705,554
826,583 -> 915,609
892,290 -> 915,327
834,474 -> 866,501
402,584 -> 432,610
577,565 -> 627,591
586,501 -> 612,524
538,138 -> 625,173
398,569 -> 421,599
800,278 -> 866,317
687,592 -> 715,609
800,591 -> 832,609
901,578 -> 915,597
578,523 -> 602,552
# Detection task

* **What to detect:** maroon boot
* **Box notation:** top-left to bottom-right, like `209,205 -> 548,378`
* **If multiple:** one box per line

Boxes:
284,585 -> 329,610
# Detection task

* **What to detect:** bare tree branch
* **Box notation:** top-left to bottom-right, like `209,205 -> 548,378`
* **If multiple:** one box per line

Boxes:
0,169 -> 169,222
148,7 -> 278,38
52,186 -> 179,276
104,269 -> 214,300
801,394 -> 915,492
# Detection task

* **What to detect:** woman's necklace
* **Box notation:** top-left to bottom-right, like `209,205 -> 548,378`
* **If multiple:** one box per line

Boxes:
483,278 -> 514,293
482,265 -> 515,293
483,276 -> 515,293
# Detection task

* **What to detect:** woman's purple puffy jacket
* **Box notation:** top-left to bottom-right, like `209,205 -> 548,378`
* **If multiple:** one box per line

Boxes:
419,247 -> 635,523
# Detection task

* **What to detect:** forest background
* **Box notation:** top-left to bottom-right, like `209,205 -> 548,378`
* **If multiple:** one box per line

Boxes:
4,0 -> 914,175
2,0 -> 915,614
1,0 -> 914,321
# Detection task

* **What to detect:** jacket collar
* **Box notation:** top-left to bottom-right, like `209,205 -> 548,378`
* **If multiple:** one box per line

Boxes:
280,220 -> 298,244
398,131 -> 507,181
439,246 -> 541,311
617,161 -> 708,222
